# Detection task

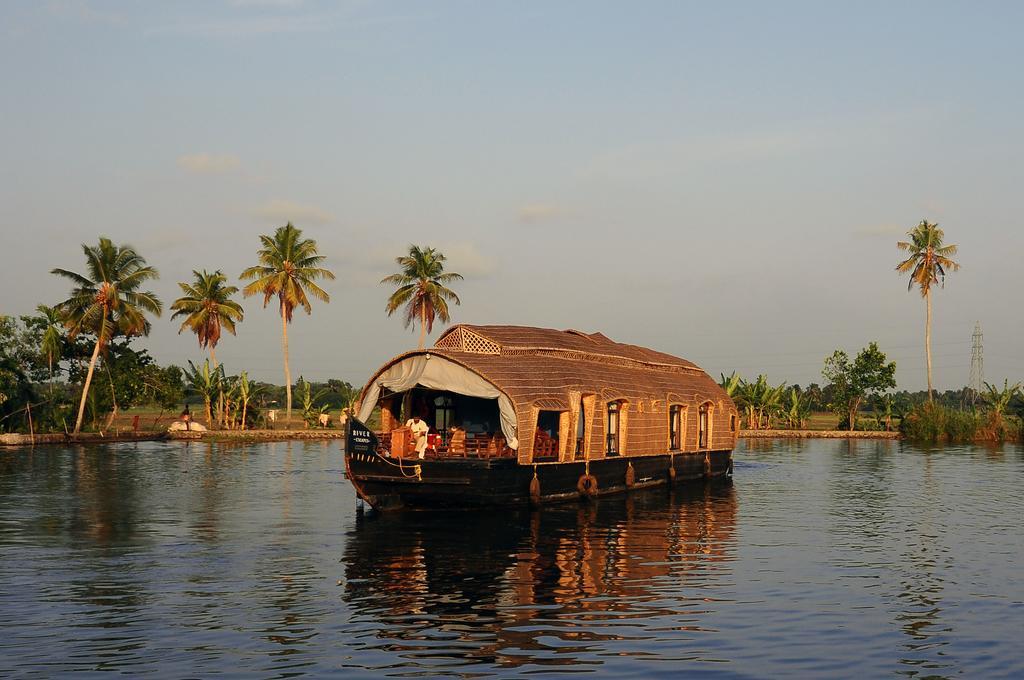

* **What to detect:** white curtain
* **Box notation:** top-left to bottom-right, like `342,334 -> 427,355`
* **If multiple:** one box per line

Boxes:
357,355 -> 519,449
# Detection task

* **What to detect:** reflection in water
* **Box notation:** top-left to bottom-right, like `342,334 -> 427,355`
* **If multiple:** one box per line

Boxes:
342,483 -> 737,671
1,440 -> 1022,678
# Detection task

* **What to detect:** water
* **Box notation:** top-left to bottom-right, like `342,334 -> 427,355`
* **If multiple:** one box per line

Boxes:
1,439 -> 1021,678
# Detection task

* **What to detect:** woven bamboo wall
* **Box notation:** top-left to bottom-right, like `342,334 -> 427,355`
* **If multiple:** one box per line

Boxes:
359,325 -> 739,463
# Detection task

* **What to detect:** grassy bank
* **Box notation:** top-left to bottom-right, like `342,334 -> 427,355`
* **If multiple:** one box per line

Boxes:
901,403 -> 1022,444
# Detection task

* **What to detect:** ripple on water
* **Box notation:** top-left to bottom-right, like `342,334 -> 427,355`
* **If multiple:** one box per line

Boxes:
0,439 -> 1022,677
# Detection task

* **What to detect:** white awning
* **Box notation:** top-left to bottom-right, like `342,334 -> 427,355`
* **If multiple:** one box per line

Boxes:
357,354 -> 519,449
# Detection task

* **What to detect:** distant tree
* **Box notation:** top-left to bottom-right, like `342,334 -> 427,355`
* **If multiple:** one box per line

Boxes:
325,378 -> 359,411
873,393 -> 898,432
170,270 -> 244,368
381,245 -> 463,350
896,220 -> 959,401
240,223 -> 334,426
802,383 -> 825,412
0,317 -> 36,431
823,342 -> 897,431
52,238 -> 161,434
147,364 -> 185,411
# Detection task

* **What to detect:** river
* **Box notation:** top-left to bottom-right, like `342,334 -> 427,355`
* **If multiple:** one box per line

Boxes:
1,438 -> 1021,677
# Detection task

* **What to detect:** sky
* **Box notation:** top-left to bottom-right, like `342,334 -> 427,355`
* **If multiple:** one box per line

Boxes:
2,0 -> 1022,391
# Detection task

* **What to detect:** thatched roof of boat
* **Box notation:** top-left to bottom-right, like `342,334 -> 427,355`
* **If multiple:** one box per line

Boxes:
363,324 -> 730,413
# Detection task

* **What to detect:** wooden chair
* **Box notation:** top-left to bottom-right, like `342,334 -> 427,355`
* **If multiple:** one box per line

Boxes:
447,428 -> 467,457
534,430 -> 558,459
488,434 -> 507,458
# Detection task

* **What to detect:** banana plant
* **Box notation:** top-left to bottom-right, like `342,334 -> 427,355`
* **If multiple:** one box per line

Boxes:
219,375 -> 239,429
983,379 -> 1023,432
184,359 -> 224,428
784,387 -> 811,429
740,375 -> 787,429
235,371 -> 261,431
719,371 -> 742,398
297,376 -> 330,428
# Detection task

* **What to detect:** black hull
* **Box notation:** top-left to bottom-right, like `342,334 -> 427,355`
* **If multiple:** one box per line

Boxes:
344,447 -> 733,510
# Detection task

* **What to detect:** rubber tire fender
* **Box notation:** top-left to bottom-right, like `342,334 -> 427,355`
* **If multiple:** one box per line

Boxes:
577,473 -> 598,497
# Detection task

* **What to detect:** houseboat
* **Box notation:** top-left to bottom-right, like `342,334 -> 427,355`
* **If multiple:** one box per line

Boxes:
345,325 -> 737,510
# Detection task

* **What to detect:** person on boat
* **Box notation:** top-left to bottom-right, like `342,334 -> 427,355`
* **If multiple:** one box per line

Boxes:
405,415 -> 430,459
180,405 -> 191,432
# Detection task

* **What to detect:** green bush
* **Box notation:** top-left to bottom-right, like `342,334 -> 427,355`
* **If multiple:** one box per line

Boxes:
900,402 -> 985,443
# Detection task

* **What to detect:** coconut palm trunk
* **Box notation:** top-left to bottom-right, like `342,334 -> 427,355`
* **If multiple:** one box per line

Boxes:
74,335 -> 103,434
281,299 -> 292,426
925,288 -> 933,401
419,305 -> 427,350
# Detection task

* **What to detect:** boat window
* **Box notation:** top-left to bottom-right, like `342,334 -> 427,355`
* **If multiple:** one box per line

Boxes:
575,401 -> 586,455
606,401 -> 620,456
669,404 -> 681,450
730,414 -> 737,432
535,410 -> 561,459
699,403 -> 711,449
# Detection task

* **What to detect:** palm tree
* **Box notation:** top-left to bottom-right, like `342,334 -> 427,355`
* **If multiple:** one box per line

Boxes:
52,238 -> 161,434
896,220 -> 960,401
240,222 -> 334,426
36,304 -> 64,386
381,245 -> 463,349
170,270 -> 244,368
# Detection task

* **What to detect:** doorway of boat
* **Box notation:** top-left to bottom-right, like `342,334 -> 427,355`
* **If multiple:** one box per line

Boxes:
374,387 -> 512,459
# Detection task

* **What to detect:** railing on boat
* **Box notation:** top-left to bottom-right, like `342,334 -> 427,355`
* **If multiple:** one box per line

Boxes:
373,429 -> 560,461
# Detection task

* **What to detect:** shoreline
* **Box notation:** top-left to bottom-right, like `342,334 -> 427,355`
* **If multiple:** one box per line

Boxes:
0,429 -> 347,447
11,428 -> 1015,447
739,429 -> 901,439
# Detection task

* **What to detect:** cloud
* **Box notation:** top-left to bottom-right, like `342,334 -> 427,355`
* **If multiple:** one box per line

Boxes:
518,203 -> 568,224
854,224 -> 906,238
250,199 -> 333,225
178,153 -> 241,175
